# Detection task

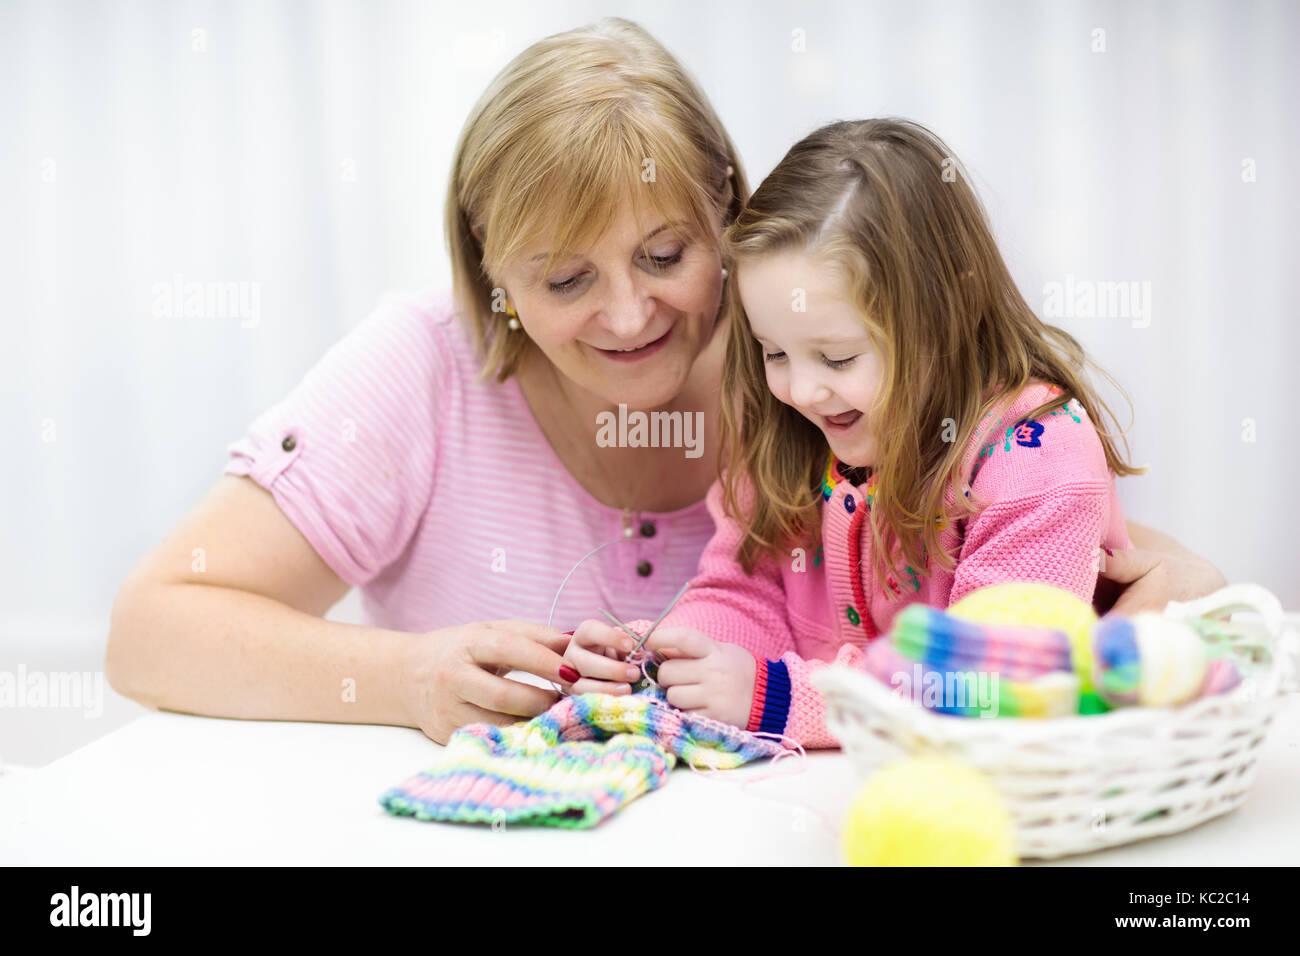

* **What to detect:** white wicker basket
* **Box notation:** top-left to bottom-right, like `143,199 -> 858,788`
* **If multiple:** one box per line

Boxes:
813,584 -> 1300,860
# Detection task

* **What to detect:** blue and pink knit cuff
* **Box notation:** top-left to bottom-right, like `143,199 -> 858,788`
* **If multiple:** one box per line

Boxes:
746,655 -> 791,736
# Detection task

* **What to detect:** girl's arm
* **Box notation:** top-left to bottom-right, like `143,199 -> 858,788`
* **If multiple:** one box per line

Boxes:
949,397 -> 1128,605
576,478 -> 875,748
616,479 -> 849,748
949,480 -> 1116,605
609,479 -> 800,658
634,624 -> 861,749
566,479 -> 809,726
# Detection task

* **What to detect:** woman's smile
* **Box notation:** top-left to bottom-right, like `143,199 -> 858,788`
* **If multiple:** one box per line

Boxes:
591,325 -> 674,362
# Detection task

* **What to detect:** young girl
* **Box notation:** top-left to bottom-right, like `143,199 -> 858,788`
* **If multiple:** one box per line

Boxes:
560,118 -> 1142,747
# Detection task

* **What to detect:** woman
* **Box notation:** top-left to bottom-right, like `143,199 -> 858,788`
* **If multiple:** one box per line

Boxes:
106,18 -> 1224,744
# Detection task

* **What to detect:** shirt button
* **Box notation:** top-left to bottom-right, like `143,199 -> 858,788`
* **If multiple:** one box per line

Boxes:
639,521 -> 656,538
281,435 -> 296,452
636,560 -> 653,577
844,494 -> 856,513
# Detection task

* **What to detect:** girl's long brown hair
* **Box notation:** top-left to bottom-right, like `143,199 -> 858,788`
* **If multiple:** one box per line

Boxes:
720,118 -> 1143,582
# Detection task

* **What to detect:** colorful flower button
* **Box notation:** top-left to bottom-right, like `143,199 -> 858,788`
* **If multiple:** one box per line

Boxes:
1012,420 -> 1044,447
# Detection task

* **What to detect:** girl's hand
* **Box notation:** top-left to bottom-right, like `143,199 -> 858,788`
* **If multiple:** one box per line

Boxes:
405,620 -> 569,745
559,620 -> 642,695
644,626 -> 757,729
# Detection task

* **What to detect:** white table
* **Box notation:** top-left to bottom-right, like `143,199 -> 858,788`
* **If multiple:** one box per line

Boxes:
3,701 -> 1298,866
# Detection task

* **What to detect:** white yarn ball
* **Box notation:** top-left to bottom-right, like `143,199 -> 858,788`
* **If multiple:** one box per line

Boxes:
1133,614 -> 1208,707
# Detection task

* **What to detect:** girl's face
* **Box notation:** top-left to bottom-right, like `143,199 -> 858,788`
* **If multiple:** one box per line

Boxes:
737,248 -> 884,468
500,201 -> 725,410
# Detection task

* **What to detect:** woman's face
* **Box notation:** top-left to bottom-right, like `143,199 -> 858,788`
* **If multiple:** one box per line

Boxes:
500,201 -> 725,410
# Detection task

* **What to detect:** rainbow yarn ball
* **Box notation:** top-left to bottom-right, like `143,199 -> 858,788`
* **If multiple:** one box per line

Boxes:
841,755 -> 1018,866
949,581 -> 1106,712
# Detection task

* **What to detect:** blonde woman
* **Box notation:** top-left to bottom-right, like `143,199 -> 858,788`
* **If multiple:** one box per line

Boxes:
107,19 -> 1224,744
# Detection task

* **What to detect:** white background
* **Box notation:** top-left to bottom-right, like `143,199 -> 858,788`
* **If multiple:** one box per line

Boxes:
2,0 -> 1297,767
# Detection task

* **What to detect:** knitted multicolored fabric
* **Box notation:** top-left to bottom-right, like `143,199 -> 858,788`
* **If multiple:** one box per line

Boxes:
864,603 -> 1083,717
378,689 -> 788,829
863,601 -> 1248,718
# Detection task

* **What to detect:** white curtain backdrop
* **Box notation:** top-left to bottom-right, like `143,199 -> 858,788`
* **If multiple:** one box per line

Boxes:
2,0 -> 1297,764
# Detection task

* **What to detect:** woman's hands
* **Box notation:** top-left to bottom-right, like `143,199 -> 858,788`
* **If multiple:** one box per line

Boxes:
1102,525 -> 1228,617
644,626 -> 757,729
560,620 -> 757,729
404,620 -> 570,745
560,620 -> 643,695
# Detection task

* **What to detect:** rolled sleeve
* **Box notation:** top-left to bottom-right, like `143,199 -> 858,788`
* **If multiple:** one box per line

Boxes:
224,293 -> 449,588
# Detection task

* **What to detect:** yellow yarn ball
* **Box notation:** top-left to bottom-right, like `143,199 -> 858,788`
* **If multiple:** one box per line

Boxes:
842,755 -> 1018,866
949,582 -> 1102,706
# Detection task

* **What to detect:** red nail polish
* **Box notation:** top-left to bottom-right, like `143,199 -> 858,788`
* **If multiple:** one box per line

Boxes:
1103,547 -> 1113,556
559,665 -> 580,683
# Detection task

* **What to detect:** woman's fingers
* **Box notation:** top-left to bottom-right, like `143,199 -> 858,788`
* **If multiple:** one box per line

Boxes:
564,644 -> 641,684
573,619 -> 635,655
462,667 -> 559,718
565,621 -> 639,683
469,628 -> 567,683
1100,546 -> 1227,618
487,619 -> 572,654
1097,546 -> 1159,585
1099,548 -> 1171,617
567,677 -> 633,696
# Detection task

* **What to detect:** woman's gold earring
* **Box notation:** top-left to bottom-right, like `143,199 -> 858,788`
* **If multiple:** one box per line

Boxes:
721,267 -> 729,279
505,301 -> 520,331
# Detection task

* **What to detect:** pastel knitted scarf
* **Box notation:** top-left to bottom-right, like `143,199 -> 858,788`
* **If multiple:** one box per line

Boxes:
379,689 -> 788,829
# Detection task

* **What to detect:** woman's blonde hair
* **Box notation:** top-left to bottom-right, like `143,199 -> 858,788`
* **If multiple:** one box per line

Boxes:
721,118 -> 1144,580
446,17 -> 749,381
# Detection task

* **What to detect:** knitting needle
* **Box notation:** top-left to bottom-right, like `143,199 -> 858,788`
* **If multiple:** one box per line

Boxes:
636,580 -> 692,653
595,606 -> 664,690
593,608 -> 655,690
598,608 -> 643,644
597,580 -> 692,663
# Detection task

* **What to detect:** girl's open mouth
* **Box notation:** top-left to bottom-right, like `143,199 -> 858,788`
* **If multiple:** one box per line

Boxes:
823,410 -> 863,431
596,326 -> 673,362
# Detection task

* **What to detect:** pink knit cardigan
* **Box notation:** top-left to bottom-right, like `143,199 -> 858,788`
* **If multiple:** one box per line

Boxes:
627,382 -> 1133,747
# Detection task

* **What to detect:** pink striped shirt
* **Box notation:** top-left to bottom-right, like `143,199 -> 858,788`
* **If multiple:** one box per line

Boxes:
224,289 -> 716,634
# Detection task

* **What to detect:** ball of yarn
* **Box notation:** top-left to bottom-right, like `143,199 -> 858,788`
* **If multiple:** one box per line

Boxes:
841,755 -> 1018,866
1093,614 -> 1208,707
949,582 -> 1105,712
